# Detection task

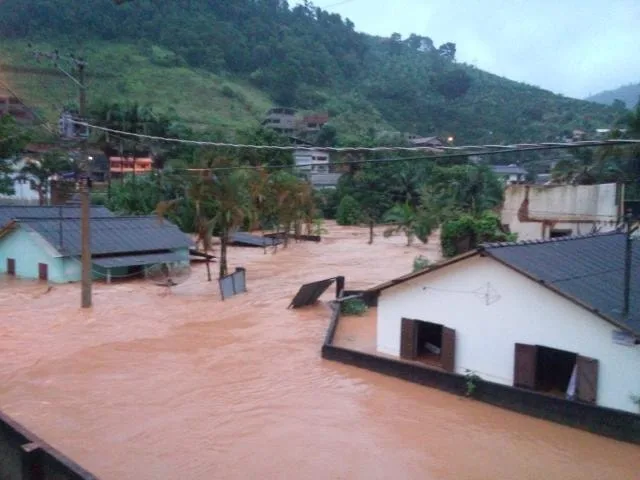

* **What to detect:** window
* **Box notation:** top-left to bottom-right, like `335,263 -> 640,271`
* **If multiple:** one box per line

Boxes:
400,318 -> 456,372
514,343 -> 598,403
550,229 -> 572,238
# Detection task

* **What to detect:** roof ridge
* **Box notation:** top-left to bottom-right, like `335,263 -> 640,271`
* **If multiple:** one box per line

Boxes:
481,230 -> 623,249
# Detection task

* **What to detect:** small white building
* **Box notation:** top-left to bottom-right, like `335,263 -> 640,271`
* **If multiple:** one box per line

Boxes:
492,164 -> 528,185
370,232 -> 640,414
0,158 -> 46,205
501,183 -> 622,241
294,149 -> 330,174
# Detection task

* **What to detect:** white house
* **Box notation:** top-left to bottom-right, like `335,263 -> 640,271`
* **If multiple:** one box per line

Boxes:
369,232 -> 640,414
492,164 -> 528,185
501,183 -> 622,241
294,149 -> 330,174
0,158 -> 44,205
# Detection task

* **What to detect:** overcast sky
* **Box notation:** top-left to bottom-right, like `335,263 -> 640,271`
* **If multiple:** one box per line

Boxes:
304,0 -> 640,99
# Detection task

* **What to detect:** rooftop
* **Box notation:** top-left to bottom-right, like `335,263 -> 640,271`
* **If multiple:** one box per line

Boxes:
370,232 -> 639,335
2,216 -> 193,257
492,164 -> 528,175
0,205 -> 114,227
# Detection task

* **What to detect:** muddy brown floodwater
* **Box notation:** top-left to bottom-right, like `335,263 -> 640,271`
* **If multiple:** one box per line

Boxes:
0,223 -> 638,479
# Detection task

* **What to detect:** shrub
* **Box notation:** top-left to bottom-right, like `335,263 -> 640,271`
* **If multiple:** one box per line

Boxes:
412,255 -> 430,272
336,194 -> 361,225
441,211 -> 516,257
340,298 -> 368,316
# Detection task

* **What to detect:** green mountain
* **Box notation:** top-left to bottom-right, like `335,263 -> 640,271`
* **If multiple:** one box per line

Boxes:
0,0 -> 625,145
586,83 -> 640,109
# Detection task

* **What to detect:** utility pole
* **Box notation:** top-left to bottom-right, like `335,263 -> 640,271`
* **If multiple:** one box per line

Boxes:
623,210 -> 638,318
34,49 -> 92,308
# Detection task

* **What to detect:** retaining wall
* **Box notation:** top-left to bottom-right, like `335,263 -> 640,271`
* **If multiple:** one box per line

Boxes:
0,410 -> 97,480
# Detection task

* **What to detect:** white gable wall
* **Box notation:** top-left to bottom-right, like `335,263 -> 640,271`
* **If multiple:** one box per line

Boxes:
377,255 -> 640,413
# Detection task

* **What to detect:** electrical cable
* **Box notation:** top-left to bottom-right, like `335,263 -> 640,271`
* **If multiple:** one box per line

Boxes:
70,120 -> 640,153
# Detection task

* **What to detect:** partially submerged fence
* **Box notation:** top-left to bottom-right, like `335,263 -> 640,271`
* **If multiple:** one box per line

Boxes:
0,410 -> 97,480
219,267 -> 247,301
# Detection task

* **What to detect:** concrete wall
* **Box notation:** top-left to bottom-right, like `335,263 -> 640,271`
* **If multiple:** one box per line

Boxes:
376,255 -> 640,413
501,183 -> 619,241
0,228 -> 66,282
0,410 -> 97,479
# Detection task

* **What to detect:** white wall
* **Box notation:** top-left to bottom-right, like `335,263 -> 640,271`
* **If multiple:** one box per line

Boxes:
0,227 -> 66,282
501,184 -> 619,241
377,255 -> 640,413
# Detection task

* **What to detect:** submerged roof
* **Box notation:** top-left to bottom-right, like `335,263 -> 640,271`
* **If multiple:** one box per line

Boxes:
370,232 -> 639,335
9,216 -> 193,256
0,205 -> 114,227
93,251 -> 186,269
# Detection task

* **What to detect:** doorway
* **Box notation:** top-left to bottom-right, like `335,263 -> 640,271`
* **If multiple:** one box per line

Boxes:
38,263 -> 48,281
7,258 -> 15,275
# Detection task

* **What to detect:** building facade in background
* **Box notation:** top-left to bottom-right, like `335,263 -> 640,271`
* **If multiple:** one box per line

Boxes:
500,183 -> 622,241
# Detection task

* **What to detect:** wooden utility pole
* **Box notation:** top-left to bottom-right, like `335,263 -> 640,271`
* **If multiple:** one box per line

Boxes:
34,49 -> 92,308
78,61 -> 92,308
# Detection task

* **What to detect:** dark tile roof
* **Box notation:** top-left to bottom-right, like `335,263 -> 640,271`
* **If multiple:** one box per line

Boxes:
16,216 -> 193,256
368,231 -> 639,336
482,232 -> 640,334
0,205 -> 114,227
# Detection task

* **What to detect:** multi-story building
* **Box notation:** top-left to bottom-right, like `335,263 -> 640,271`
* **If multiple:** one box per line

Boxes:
261,108 -> 297,135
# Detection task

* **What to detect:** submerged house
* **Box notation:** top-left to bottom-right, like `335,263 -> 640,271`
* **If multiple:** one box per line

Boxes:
369,232 -> 639,414
0,206 -> 193,283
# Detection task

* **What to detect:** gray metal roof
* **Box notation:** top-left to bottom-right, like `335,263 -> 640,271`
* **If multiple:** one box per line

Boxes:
492,165 -> 528,175
17,216 -> 193,256
0,205 -> 114,227
92,251 -> 186,269
483,232 -> 639,334
230,232 -> 282,248
310,173 -> 342,187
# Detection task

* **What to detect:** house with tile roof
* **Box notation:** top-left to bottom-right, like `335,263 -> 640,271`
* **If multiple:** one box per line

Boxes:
367,232 -> 640,414
0,206 -> 193,283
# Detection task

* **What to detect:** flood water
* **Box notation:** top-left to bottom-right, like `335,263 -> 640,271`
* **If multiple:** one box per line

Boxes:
0,223 -> 638,479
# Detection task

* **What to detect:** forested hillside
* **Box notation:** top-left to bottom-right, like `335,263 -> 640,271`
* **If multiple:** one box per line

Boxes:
586,83 -> 640,109
0,0 -> 624,144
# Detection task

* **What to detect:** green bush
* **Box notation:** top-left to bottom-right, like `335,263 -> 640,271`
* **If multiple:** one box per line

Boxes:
340,298 -> 368,316
336,194 -> 361,225
412,255 -> 430,272
441,211 -> 516,257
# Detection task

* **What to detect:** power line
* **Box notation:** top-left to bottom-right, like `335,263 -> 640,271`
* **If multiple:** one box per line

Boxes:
72,120 -> 640,153
0,78 -> 56,134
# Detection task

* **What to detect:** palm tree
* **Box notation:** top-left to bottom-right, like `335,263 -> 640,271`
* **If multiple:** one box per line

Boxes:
19,151 -> 72,205
383,202 -> 420,246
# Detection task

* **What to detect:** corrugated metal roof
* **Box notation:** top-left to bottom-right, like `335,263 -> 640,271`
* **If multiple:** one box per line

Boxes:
492,165 -> 528,175
0,205 -> 114,227
230,232 -> 282,247
92,251 -> 185,268
18,216 -> 193,256
289,278 -> 336,308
